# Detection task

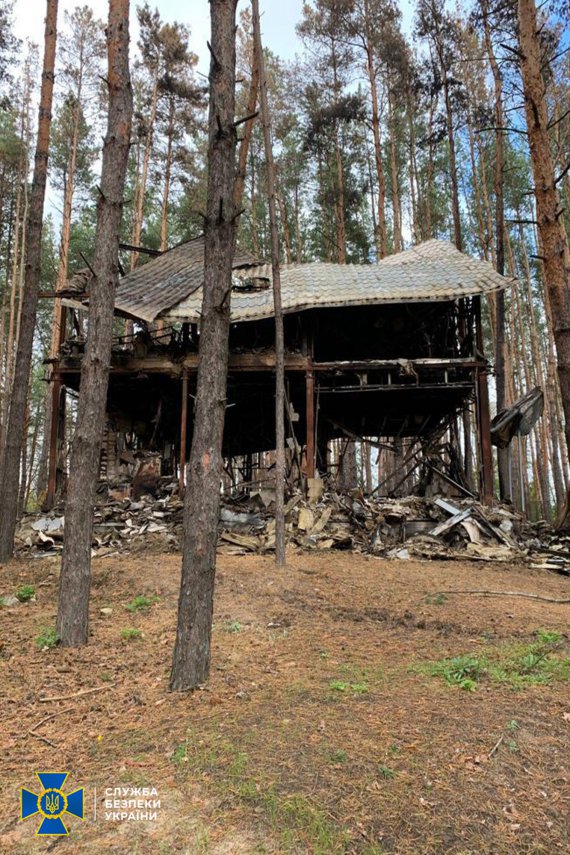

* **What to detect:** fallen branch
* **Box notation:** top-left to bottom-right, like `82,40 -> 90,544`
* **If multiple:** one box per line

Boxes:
488,734 -> 504,759
29,706 -> 74,733
28,732 -> 57,748
39,685 -> 115,703
432,590 -> 570,604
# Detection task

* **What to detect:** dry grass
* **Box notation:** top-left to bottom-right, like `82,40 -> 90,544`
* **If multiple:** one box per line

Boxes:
0,549 -> 569,853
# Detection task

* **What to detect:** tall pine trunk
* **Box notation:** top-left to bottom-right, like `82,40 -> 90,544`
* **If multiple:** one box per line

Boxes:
57,0 -> 133,644
0,0 -> 58,564
253,0 -> 286,565
518,0 -> 570,489
482,2 -> 510,501
170,0 -> 238,691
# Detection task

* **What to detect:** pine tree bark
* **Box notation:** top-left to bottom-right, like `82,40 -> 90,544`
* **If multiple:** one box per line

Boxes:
170,0 -> 238,691
233,47 -> 258,212
518,0 -> 570,478
160,98 -> 175,251
482,2 -> 510,501
363,0 -> 387,258
427,2 -> 462,250
0,0 -> 58,564
252,0 -> 286,566
387,88 -> 402,253
56,0 -> 132,644
130,75 -> 158,269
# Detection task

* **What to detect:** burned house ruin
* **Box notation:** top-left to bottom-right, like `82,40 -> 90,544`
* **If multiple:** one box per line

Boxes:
45,237 -> 513,507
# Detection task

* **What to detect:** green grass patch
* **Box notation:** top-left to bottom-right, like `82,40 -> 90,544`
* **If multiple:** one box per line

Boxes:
120,628 -> 142,641
327,748 -> 348,764
35,626 -> 59,650
377,764 -> 396,780
16,585 -> 36,602
179,729 -> 352,853
424,593 -> 447,605
414,631 -> 570,691
328,679 -> 369,695
171,739 -> 190,765
125,594 -> 159,613
220,620 -> 242,633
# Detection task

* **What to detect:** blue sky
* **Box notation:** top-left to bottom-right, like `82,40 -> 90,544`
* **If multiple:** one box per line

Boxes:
15,1 -> 307,69
16,1 -> 416,69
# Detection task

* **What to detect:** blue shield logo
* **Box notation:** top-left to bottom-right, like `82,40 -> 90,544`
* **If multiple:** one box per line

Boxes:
20,772 -> 84,836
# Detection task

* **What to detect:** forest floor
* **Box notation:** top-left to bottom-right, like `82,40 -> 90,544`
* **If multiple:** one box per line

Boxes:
0,548 -> 569,854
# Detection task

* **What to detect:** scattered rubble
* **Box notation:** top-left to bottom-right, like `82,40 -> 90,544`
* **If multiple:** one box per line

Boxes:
12,483 -> 570,573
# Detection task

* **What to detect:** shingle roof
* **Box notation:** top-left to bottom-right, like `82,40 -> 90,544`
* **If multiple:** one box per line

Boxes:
162,239 -> 513,323
112,238 -> 513,324
113,236 -> 257,323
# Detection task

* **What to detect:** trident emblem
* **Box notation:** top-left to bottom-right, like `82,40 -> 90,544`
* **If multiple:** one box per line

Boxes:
45,792 -> 60,814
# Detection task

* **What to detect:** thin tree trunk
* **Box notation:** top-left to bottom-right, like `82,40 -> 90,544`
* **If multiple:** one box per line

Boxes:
387,88 -> 402,252
483,2 -> 509,502
160,97 -> 175,252
0,0 -> 58,564
131,76 -> 158,269
57,0 -> 133,643
518,0 -> 570,482
425,94 -> 435,239
331,46 -> 346,264
277,189 -> 293,264
406,93 -> 419,244
363,0 -> 387,258
233,47 -> 258,212
25,399 -> 41,510
249,144 -> 259,256
253,0 -> 285,566
428,2 -> 462,250
170,0 -> 238,691
3,178 -> 22,422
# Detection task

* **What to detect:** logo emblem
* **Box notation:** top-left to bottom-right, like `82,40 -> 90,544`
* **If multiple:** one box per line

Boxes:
20,772 -> 84,836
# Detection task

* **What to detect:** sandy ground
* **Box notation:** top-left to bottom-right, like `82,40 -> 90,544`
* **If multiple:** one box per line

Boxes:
0,548 -> 569,854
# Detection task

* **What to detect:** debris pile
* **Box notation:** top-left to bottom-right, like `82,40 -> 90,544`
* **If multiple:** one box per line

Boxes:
13,486 -> 569,572
16,494 -> 183,558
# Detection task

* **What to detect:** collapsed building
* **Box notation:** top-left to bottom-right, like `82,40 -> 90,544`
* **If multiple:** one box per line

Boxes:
44,237 -> 514,508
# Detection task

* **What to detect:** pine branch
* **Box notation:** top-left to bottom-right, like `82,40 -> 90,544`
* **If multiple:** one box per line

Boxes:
555,160 -> 570,186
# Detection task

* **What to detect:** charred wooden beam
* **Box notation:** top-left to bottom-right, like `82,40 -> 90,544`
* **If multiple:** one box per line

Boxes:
119,242 -> 163,257
305,330 -> 315,480
45,374 -> 65,510
474,297 -> 494,505
179,371 -> 189,493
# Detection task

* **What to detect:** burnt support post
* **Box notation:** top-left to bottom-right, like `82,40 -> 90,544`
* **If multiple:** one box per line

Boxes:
305,331 -> 315,480
46,374 -> 65,509
179,370 -> 188,493
474,297 -> 493,505
46,303 -> 70,509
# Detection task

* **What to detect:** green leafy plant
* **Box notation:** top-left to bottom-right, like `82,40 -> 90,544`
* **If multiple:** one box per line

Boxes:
171,740 -> 189,764
125,594 -> 159,613
222,620 -> 242,633
16,585 -> 36,602
535,629 -> 562,645
329,679 -> 348,692
424,593 -> 447,605
327,749 -> 348,763
121,628 -> 142,641
329,679 -> 369,695
415,632 -> 570,691
35,627 -> 59,650
377,765 -> 395,780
